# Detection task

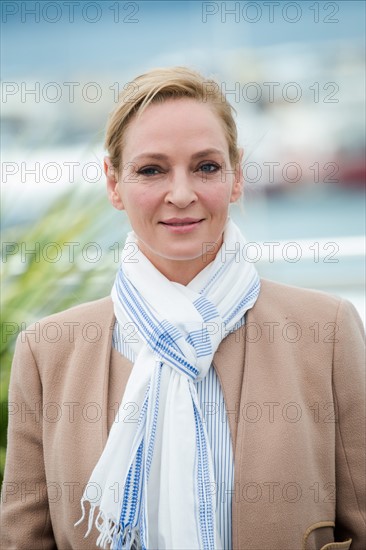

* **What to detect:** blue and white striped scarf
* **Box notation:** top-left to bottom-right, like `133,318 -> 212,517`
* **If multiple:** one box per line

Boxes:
76,217 -> 260,549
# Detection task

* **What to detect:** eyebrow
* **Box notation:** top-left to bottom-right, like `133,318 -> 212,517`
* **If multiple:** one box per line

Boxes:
131,148 -> 226,163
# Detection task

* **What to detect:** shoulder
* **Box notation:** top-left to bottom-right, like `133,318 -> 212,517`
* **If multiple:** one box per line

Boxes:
255,277 -> 364,339
33,295 -> 114,327
257,277 -> 343,318
15,296 -> 115,364
39,296 -> 113,323
253,277 -> 363,338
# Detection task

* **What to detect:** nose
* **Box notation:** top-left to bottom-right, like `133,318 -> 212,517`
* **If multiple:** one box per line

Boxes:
164,169 -> 198,208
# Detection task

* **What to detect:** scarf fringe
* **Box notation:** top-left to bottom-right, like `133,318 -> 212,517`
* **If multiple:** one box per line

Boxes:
74,497 -> 100,539
75,498 -> 141,549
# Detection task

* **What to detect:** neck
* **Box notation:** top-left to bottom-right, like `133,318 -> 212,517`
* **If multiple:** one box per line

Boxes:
135,233 -> 225,285
145,255 -> 216,286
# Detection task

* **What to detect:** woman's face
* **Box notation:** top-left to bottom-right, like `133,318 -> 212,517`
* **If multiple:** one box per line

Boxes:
105,98 -> 243,284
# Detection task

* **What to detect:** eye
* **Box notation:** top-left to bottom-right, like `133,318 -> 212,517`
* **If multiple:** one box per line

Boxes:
137,166 -> 161,176
197,162 -> 221,173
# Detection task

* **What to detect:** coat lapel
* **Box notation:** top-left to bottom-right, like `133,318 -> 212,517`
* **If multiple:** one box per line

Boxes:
211,283 -> 269,549
106,346 -> 133,434
211,327 -> 247,454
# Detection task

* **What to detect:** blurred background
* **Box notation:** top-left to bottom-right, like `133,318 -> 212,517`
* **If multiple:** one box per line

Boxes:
1,1 -> 365,478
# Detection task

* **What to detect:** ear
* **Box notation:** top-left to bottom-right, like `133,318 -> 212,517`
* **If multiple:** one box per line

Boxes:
229,148 -> 244,203
104,156 -> 124,211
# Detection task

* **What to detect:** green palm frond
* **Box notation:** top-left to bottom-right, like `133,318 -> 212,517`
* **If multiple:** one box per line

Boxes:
0,187 -> 129,481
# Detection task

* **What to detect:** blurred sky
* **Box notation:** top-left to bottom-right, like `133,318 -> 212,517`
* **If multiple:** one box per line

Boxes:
1,1 -> 365,79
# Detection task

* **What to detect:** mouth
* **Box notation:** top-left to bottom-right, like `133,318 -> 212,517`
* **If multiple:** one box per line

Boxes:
159,218 -> 205,233
159,218 -> 205,227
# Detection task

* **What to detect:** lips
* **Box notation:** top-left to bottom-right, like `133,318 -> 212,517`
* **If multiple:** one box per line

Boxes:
160,217 -> 204,226
159,217 -> 205,234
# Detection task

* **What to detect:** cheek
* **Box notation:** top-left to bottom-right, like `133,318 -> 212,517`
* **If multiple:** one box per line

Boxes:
202,185 -> 232,214
125,188 -> 159,218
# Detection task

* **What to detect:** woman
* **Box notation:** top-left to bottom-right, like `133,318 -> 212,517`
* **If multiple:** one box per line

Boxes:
1,66 -> 365,550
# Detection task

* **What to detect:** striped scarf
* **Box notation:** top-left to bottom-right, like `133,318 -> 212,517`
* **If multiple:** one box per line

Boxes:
76,217 -> 261,549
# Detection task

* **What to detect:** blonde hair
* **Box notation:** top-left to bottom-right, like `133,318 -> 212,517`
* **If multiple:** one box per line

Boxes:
104,66 -> 241,175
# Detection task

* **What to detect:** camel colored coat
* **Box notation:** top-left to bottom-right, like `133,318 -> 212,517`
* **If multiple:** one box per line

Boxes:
1,278 -> 365,550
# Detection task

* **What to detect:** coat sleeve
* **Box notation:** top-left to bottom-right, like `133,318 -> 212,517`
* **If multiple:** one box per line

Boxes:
0,332 -> 57,549
333,298 -> 366,548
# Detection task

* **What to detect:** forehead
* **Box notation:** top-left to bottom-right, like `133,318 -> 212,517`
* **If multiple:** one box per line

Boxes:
123,98 -> 228,157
